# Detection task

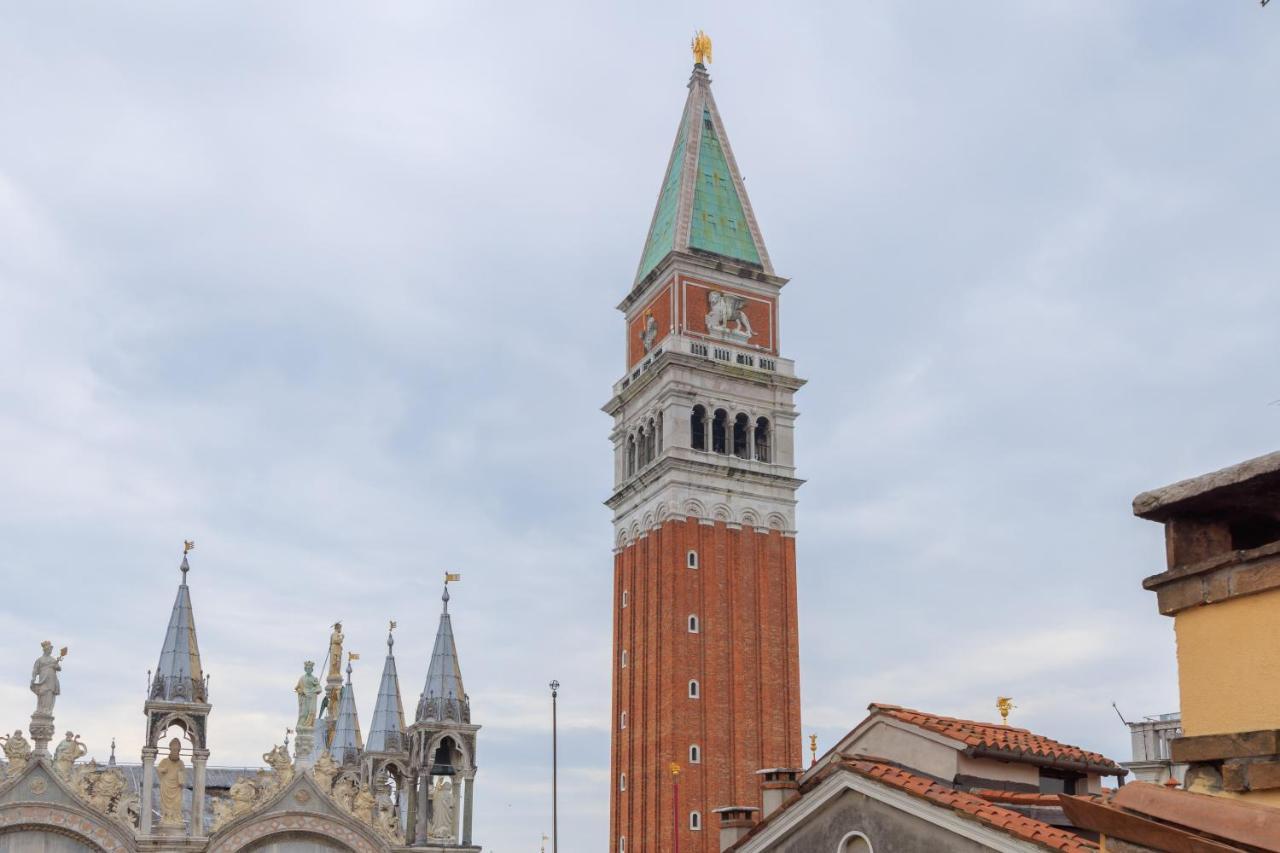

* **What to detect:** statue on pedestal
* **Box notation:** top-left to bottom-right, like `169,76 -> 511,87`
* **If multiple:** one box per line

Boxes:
296,661 -> 322,728
428,776 -> 455,840
30,642 -> 63,716
52,731 -> 86,779
327,624 -> 344,682
1,730 -> 31,777
155,738 -> 186,828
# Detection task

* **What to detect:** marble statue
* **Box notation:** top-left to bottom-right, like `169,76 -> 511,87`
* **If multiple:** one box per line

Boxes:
52,731 -> 86,778
229,777 -> 258,817
428,776 -> 455,840
353,783 -> 376,821
155,738 -> 186,827
30,641 -> 62,716
262,744 -> 293,788
705,290 -> 754,341
334,776 -> 358,813
374,783 -> 399,841
296,661 -> 322,728
312,751 -> 337,792
210,796 -> 234,832
327,623 -> 344,681
1,730 -> 31,776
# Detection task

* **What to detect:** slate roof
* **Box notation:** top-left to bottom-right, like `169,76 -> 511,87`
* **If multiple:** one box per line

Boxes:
869,704 -> 1124,774
366,630 -> 407,754
633,63 -> 772,286
150,555 -> 206,704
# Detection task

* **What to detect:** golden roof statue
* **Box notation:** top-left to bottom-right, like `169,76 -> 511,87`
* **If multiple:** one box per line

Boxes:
692,30 -> 712,66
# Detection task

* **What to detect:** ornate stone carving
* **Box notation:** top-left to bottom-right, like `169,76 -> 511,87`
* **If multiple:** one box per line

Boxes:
52,731 -> 86,779
262,744 -> 294,790
313,750 -> 337,792
705,290 -> 754,342
27,777 -> 47,795
641,313 -> 659,352
1,730 -> 32,777
66,762 -> 135,829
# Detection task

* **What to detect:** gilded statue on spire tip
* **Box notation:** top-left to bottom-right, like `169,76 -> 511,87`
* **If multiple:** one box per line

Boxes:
692,30 -> 712,66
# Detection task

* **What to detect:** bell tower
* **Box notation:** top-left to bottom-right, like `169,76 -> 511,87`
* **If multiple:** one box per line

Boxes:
606,42 -> 804,853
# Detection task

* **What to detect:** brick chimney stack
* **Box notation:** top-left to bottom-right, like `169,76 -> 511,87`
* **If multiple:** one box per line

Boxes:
755,767 -> 802,818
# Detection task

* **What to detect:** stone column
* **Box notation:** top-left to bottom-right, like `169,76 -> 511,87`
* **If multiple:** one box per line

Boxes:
140,747 -> 157,835
192,748 -> 209,836
414,773 -> 429,845
294,725 -> 315,770
28,713 -> 54,758
462,774 -> 475,846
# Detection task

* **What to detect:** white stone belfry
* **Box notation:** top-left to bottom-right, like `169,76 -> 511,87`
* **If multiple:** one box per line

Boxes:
406,584 -> 480,851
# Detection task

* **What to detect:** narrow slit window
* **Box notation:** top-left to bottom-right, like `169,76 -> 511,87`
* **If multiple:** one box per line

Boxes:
687,550 -> 698,569
689,744 -> 701,764
620,711 -> 627,729
690,811 -> 702,831
688,679 -> 699,699
688,615 -> 699,633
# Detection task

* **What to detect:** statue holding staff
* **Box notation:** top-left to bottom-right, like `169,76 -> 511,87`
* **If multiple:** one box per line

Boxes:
30,641 -> 66,716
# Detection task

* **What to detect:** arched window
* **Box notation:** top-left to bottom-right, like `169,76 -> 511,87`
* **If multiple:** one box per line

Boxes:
620,773 -> 626,791
838,832 -> 873,853
733,413 -> 750,459
689,744 -> 701,764
656,416 -> 663,454
620,711 -> 627,729
622,590 -> 629,608
688,615 -> 699,633
689,811 -> 702,831
646,418 -> 657,463
626,435 -> 636,476
621,650 -> 628,668
620,838 -> 626,853
688,679 -> 700,698
754,417 -> 771,463
711,409 -> 728,454
690,405 -> 707,451
636,426 -> 647,468
687,550 -> 699,569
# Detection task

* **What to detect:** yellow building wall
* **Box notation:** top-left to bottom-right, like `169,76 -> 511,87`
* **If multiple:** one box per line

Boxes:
1176,586 -> 1280,736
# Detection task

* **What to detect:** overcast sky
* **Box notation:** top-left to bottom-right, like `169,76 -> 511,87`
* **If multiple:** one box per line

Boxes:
2,2 -> 1279,850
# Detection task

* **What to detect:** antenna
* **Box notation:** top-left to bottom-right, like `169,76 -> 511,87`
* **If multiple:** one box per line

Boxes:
1112,702 -> 1130,726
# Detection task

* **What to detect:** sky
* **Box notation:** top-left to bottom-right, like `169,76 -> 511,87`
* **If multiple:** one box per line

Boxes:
1,1 -> 1279,850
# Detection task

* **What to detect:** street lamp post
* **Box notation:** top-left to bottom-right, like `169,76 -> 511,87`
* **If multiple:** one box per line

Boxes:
550,680 -> 560,853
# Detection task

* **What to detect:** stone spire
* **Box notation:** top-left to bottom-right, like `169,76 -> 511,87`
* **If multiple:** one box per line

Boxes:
415,585 -> 470,724
330,659 -> 364,767
149,553 -> 207,703
366,625 -> 407,753
633,60 -> 773,287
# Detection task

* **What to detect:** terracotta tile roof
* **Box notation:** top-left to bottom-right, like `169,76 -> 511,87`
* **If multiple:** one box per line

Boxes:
842,758 -> 1098,852
870,703 -> 1124,774
972,789 -> 1076,807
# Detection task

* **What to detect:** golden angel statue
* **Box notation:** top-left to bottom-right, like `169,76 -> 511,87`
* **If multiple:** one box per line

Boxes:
692,30 -> 712,66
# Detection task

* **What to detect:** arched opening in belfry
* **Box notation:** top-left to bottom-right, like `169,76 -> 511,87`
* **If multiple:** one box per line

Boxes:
645,418 -> 656,463
655,415 -> 663,454
691,405 -> 707,450
636,426 -> 647,468
733,413 -> 750,459
754,417 -> 771,463
711,409 -> 728,454
627,434 -> 636,475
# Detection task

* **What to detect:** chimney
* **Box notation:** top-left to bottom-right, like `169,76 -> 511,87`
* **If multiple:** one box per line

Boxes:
712,806 -> 758,852
755,767 -> 802,819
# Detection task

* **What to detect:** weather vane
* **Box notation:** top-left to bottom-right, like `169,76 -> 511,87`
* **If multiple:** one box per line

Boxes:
445,571 -> 462,584
997,696 -> 1016,725
183,539 -> 195,555
692,30 -> 712,66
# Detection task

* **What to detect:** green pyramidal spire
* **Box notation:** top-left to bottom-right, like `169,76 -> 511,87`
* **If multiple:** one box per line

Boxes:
634,62 -> 773,286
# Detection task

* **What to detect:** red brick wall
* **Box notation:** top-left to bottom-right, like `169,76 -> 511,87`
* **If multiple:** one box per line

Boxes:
627,280 -> 676,368
681,278 -> 777,354
609,518 -> 801,853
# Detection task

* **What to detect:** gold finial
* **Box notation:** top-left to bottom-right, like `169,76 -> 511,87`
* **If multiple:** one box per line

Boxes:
670,761 -> 681,778
809,733 -> 818,765
691,30 -> 712,66
997,696 -> 1016,725
183,539 -> 195,555
348,652 -> 360,662
389,620 -> 397,633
